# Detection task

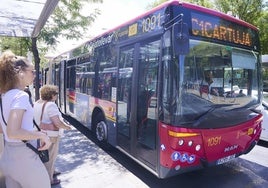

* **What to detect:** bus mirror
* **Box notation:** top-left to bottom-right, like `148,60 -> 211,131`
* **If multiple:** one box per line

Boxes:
172,22 -> 189,55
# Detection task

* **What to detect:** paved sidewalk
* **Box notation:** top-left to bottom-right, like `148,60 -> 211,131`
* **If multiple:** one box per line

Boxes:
53,129 -> 148,188
0,129 -> 148,188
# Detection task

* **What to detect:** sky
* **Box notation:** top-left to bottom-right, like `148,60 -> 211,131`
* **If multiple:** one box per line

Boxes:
54,0 -> 155,55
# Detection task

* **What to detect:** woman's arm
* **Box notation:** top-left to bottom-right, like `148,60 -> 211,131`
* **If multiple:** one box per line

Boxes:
7,109 -> 51,150
50,115 -> 72,130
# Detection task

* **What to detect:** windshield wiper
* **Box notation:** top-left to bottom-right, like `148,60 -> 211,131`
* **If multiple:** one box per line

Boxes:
227,101 -> 259,112
207,103 -> 238,108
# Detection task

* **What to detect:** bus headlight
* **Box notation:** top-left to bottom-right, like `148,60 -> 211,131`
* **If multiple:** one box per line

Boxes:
195,144 -> 201,151
188,140 -> 193,146
178,139 -> 184,146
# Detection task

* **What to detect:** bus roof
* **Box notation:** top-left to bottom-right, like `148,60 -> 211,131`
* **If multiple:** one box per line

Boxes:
91,0 -> 258,40
53,0 -> 258,59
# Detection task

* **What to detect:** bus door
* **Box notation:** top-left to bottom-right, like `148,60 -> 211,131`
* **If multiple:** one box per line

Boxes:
53,63 -> 60,104
117,45 -> 135,153
135,40 -> 159,170
59,60 -> 66,113
117,40 -> 159,171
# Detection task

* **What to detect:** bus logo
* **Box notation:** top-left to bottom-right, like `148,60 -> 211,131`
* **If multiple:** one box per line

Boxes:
224,145 -> 238,152
128,23 -> 138,36
236,128 -> 253,139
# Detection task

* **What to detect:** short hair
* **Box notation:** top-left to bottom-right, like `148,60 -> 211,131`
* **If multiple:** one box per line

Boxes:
40,85 -> 58,101
0,50 -> 30,93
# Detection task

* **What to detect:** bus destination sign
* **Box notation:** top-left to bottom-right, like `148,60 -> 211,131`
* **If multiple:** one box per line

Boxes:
191,12 -> 254,47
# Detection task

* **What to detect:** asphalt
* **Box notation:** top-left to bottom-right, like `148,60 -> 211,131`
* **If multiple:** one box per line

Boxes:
0,128 -> 148,188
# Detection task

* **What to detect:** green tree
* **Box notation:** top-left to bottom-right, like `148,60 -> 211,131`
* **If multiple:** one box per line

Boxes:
146,0 -> 168,9
214,0 -> 264,25
257,11 -> 268,54
40,0 -> 102,46
31,0 -> 102,99
1,0 -> 102,100
185,0 -> 213,8
0,37 -> 30,56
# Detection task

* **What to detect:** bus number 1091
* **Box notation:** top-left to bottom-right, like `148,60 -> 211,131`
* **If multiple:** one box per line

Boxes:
142,13 -> 161,33
207,136 -> 221,147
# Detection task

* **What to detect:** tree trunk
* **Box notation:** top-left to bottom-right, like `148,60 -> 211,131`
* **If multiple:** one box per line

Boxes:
31,37 -> 40,101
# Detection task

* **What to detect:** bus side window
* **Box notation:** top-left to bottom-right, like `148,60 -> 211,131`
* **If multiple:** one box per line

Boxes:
86,78 -> 93,95
96,47 -> 116,101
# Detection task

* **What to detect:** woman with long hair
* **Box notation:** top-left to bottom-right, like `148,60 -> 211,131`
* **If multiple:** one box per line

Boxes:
0,50 -> 51,188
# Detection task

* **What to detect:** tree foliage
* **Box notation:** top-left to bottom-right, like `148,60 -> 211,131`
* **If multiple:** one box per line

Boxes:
257,11 -> 268,53
214,0 -> 264,25
1,0 -> 103,100
146,0 -> 168,9
0,37 -> 30,56
185,0 -> 213,8
40,0 -> 102,46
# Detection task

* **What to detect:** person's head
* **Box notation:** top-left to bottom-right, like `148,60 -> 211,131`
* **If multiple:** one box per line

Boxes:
40,85 -> 59,101
0,50 -> 35,93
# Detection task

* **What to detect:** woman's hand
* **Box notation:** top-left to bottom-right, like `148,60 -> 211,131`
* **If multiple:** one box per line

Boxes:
64,125 -> 72,130
38,133 -> 51,151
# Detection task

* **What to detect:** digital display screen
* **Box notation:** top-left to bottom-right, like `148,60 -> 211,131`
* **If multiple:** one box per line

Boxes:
191,12 -> 256,48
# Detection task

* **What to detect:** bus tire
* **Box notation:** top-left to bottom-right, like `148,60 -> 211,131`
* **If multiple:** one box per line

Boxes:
96,120 -> 108,142
93,112 -> 108,143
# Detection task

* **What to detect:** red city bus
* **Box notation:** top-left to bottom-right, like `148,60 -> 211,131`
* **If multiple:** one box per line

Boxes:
46,1 -> 263,178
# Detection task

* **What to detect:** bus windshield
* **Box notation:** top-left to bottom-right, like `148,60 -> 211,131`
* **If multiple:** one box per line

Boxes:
162,40 -> 260,128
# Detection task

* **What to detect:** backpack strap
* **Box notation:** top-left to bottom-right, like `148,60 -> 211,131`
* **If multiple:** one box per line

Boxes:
0,95 -> 7,125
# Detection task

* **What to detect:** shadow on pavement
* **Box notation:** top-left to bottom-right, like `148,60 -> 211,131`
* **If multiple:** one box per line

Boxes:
62,115 -> 268,188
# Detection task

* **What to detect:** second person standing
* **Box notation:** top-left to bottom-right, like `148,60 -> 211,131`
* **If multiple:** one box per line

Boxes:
33,84 -> 72,186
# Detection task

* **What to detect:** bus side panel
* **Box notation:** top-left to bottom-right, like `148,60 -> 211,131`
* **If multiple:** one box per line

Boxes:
91,98 -> 117,146
75,92 -> 90,127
